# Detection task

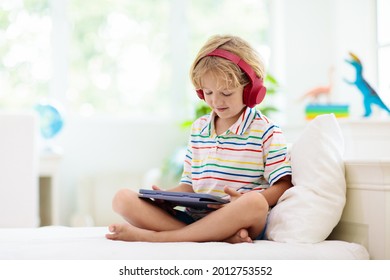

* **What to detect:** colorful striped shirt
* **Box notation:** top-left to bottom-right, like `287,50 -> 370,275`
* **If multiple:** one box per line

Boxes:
180,107 -> 291,218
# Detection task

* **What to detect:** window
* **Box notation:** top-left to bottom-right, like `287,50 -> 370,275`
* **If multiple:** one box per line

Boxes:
0,0 -> 270,119
0,0 -> 51,109
377,0 -> 390,107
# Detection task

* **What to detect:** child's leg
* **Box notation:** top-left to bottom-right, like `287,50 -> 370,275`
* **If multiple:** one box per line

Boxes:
108,188 -> 252,243
111,189 -> 187,231
106,191 -> 268,243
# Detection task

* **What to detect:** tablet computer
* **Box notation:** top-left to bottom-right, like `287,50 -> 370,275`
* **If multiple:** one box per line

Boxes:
138,189 -> 228,210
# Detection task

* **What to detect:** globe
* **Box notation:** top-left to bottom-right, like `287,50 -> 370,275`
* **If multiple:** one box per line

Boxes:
35,102 -> 65,140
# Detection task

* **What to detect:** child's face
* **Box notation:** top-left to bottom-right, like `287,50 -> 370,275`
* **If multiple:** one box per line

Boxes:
201,72 -> 246,121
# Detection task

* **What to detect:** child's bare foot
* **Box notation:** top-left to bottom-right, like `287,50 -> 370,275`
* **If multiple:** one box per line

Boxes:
106,223 -> 154,242
224,228 -> 253,244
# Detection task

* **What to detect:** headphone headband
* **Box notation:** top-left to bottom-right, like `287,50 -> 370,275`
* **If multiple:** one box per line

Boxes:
196,48 -> 266,108
205,49 -> 258,85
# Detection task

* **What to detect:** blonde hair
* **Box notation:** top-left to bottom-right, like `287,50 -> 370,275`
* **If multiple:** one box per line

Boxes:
189,35 -> 265,91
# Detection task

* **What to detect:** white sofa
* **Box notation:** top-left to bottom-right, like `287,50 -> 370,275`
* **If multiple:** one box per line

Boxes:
0,113 -> 39,227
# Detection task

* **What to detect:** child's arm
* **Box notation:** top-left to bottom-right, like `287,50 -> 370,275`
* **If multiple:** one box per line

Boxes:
260,175 -> 292,207
209,176 -> 292,210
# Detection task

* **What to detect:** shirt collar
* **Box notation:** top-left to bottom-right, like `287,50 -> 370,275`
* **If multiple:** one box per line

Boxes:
200,107 -> 257,136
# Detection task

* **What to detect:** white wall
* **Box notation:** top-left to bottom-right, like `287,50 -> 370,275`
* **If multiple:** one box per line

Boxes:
270,0 -> 378,126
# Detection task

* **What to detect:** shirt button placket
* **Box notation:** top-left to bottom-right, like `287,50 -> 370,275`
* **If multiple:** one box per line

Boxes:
215,136 -> 220,153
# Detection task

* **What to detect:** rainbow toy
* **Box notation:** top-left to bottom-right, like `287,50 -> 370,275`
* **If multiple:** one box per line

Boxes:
305,104 -> 349,120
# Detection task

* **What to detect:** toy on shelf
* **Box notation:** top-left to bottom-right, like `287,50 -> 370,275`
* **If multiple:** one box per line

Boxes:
301,67 -> 349,120
300,67 -> 334,104
305,104 -> 349,120
35,101 -> 65,153
345,52 -> 390,117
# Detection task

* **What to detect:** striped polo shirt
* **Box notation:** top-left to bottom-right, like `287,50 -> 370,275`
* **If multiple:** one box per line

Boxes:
180,106 -> 292,200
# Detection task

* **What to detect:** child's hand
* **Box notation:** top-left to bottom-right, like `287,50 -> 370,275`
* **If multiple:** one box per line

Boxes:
150,185 -> 175,214
207,186 -> 242,210
151,185 -> 165,203
223,186 -> 242,202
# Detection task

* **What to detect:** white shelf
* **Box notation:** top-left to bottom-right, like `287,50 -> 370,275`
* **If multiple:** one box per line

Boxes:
39,151 -> 63,226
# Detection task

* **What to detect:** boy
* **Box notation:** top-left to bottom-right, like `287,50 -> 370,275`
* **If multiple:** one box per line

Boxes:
106,35 -> 292,243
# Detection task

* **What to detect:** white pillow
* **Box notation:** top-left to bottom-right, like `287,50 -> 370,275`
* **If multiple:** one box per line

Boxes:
265,114 -> 346,243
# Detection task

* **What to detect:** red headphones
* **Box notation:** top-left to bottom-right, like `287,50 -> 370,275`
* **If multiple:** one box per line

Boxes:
196,48 -> 266,108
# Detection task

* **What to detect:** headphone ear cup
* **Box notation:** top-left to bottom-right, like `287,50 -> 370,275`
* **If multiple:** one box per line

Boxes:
196,89 -> 205,100
242,84 -> 252,107
244,79 -> 267,108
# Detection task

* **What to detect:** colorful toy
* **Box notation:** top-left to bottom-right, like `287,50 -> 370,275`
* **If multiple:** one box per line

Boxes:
300,67 -> 334,103
305,104 -> 349,120
301,67 -> 349,120
345,52 -> 390,117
